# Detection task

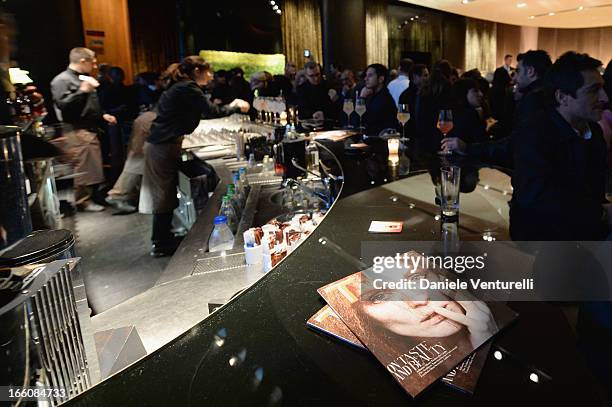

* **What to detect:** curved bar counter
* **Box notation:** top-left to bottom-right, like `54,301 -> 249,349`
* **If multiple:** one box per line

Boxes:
65,138 -> 606,406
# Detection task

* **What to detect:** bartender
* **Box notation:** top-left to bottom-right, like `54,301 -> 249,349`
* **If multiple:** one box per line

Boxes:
141,56 -> 249,257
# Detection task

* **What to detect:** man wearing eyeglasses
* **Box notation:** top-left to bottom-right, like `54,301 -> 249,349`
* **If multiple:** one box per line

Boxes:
296,61 -> 335,122
51,47 -> 117,212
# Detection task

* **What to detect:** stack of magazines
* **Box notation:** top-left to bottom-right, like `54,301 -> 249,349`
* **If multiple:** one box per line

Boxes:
307,251 -> 518,397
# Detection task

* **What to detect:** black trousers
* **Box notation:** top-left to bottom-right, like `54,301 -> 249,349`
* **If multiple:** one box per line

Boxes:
152,212 -> 173,244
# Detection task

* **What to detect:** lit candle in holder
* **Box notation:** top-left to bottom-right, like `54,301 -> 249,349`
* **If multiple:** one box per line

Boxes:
388,138 -> 400,160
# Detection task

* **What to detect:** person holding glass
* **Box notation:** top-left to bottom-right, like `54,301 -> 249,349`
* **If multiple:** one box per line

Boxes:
415,60 -> 453,154
359,64 -> 397,138
438,79 -> 488,156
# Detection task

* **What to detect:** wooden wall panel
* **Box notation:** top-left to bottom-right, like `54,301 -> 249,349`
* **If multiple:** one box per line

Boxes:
538,27 -> 612,65
496,23 -> 521,68
80,0 -> 134,83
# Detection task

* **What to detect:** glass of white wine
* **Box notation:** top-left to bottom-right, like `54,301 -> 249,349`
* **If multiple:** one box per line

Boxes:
355,97 -> 366,130
397,103 -> 410,140
343,99 -> 354,128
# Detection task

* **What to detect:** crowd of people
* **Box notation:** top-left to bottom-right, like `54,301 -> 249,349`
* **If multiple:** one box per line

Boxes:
49,46 -> 612,253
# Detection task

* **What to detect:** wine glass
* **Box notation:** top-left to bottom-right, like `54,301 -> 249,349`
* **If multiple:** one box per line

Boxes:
397,103 -> 410,140
437,109 -> 454,155
343,99 -> 354,128
355,97 -> 366,130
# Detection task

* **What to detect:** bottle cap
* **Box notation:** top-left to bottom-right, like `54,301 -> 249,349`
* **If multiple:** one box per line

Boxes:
233,173 -> 240,181
214,215 -> 227,225
239,167 -> 246,174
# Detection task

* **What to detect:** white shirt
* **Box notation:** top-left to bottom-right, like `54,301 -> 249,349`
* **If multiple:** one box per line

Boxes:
387,74 -> 410,107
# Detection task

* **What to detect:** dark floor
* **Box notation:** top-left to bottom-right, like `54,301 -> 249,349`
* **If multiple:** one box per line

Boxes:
68,209 -> 170,315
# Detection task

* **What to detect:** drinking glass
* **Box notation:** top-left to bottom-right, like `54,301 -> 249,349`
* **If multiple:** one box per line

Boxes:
440,166 -> 461,218
437,109 -> 454,155
343,99 -> 354,128
397,103 -> 410,140
355,98 -> 366,130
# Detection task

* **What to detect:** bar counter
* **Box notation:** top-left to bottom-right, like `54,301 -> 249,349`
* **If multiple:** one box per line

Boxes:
66,137 -> 608,406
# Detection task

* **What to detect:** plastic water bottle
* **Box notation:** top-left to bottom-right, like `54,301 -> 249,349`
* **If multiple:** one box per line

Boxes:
239,167 -> 250,196
209,215 -> 235,252
233,173 -> 246,207
219,196 -> 238,234
226,185 -> 242,216
248,153 -> 256,168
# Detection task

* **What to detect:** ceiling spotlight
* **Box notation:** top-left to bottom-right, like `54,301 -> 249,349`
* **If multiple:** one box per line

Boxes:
517,3 -> 527,8
493,350 -> 503,360
528,15 -> 535,19
410,17 -> 414,21
276,9 -> 282,15
577,5 -> 584,11
415,15 -> 419,19
548,11 -> 555,16
273,5 -> 278,10
461,0 -> 470,4
270,0 -> 275,4
529,373 -> 539,383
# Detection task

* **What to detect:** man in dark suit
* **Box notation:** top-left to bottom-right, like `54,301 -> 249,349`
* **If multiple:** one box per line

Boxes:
296,61 -> 335,121
511,51 -> 610,241
359,64 -> 397,138
441,50 -> 552,167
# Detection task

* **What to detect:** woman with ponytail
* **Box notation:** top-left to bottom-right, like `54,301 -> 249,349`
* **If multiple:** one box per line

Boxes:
142,56 -> 249,257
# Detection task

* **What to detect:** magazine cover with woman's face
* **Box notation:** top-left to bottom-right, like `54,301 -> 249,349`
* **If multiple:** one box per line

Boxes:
318,253 -> 517,397
307,305 -> 491,394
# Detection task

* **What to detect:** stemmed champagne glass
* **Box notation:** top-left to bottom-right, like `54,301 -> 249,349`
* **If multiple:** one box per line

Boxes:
355,97 -> 366,130
397,103 -> 410,140
343,99 -> 354,128
437,109 -> 454,155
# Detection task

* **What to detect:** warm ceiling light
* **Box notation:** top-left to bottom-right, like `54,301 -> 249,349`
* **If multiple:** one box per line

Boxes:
548,11 -> 555,16
528,15 -> 535,19
273,5 -> 278,10
461,0 -> 470,4
276,9 -> 282,15
415,15 -> 419,19
270,0 -> 275,5
517,3 -> 527,8
577,6 -> 584,11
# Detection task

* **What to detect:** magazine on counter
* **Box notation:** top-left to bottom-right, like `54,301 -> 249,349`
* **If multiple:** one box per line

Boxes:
307,305 -> 366,349
307,305 -> 491,394
317,252 -> 517,397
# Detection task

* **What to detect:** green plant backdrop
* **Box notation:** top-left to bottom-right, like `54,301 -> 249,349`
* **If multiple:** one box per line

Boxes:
199,50 -> 285,80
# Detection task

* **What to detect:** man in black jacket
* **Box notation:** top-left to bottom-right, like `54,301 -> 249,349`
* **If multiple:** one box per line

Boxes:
360,64 -> 397,138
510,51 -> 610,241
296,62 -> 335,121
51,47 -> 118,212
441,50 -> 552,167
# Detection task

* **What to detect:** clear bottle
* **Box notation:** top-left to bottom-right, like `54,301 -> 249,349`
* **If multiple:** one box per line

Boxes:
247,153 -> 256,168
219,196 -> 238,234
209,215 -> 235,252
239,167 -> 249,195
306,140 -> 319,175
226,185 -> 242,216
232,173 -> 246,208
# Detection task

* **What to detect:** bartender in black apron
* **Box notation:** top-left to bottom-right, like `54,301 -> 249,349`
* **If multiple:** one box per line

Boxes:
142,56 -> 249,257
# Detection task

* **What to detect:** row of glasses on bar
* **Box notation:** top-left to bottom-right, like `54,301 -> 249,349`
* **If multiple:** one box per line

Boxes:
253,96 -> 286,125
342,97 -> 367,129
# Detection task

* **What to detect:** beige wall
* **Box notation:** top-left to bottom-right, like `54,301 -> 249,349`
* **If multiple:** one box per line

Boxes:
495,22 -> 612,68
80,0 -> 134,83
538,27 -> 612,65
